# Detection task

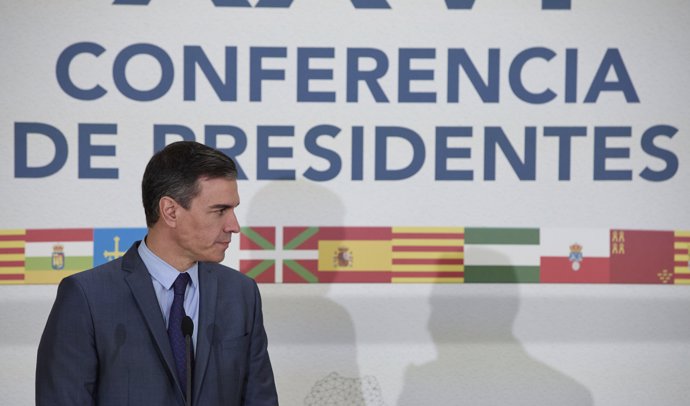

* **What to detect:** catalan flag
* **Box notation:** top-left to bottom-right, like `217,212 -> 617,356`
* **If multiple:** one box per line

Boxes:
0,229 -> 26,284
239,227 -> 277,283
464,228 -> 540,283
24,228 -> 93,284
609,230 -> 675,284
390,227 -> 464,283
673,231 -> 690,285
540,228 -> 610,283
283,227 -> 392,283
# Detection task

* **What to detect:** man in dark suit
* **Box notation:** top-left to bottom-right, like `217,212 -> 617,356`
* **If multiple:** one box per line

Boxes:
36,141 -> 279,406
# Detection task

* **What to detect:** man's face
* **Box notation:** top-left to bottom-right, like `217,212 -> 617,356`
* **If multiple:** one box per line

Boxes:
174,177 -> 240,264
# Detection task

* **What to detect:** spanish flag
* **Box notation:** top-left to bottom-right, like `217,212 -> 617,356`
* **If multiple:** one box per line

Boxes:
284,227 -> 392,283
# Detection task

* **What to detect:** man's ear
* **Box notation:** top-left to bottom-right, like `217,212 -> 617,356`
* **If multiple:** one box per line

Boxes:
159,196 -> 179,227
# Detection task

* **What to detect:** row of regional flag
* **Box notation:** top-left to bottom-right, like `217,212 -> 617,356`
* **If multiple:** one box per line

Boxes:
2,227 -> 689,285
0,228 -> 146,284
240,227 -> 690,284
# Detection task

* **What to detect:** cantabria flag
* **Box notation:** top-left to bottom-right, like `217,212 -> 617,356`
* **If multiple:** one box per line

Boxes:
0,229 -> 25,284
24,229 -> 93,284
540,228 -> 610,283
464,228 -> 540,283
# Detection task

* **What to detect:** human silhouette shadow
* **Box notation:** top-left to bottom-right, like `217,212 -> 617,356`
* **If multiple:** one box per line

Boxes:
245,181 -> 374,405
397,249 -> 593,406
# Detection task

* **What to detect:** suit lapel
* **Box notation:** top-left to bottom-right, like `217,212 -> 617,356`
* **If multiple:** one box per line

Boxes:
193,262 -> 218,405
122,243 -> 184,402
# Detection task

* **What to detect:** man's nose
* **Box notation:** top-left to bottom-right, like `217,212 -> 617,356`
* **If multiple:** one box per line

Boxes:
224,211 -> 240,233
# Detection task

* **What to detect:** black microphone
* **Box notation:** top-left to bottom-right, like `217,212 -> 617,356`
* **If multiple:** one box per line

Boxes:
181,316 -> 194,406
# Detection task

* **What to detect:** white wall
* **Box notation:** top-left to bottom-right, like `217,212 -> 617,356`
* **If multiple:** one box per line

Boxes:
4,284 -> 690,405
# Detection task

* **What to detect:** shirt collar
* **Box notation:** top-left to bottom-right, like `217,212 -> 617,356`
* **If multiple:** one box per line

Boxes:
138,237 -> 199,290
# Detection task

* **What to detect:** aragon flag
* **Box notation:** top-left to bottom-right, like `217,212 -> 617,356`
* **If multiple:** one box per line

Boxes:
0,229 -> 25,284
609,229 -> 675,284
283,227 -> 392,283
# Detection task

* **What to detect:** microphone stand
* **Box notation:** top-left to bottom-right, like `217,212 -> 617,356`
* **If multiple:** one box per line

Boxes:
182,316 -> 194,406
185,334 -> 192,406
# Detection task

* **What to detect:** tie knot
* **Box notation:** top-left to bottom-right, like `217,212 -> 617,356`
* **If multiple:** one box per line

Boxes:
172,272 -> 191,296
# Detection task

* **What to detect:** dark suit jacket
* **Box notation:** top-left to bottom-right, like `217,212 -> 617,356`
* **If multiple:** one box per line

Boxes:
36,242 -> 278,406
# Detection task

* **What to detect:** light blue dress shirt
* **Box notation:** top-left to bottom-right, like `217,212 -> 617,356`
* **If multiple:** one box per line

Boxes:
138,238 -> 199,352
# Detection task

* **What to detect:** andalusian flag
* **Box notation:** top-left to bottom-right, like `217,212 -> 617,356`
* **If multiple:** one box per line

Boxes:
0,229 -> 25,284
610,229 -> 675,284
540,228 -> 610,283
464,228 -> 540,283
391,227 -> 464,283
673,231 -> 690,285
24,229 -> 93,284
283,227 -> 392,283
239,227 -> 276,283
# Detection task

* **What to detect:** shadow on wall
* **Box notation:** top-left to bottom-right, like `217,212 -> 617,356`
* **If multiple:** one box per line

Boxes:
397,249 -> 594,406
246,181 -> 381,405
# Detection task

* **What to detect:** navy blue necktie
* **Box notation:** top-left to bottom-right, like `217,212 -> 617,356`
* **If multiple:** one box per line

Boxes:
168,272 -> 192,395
